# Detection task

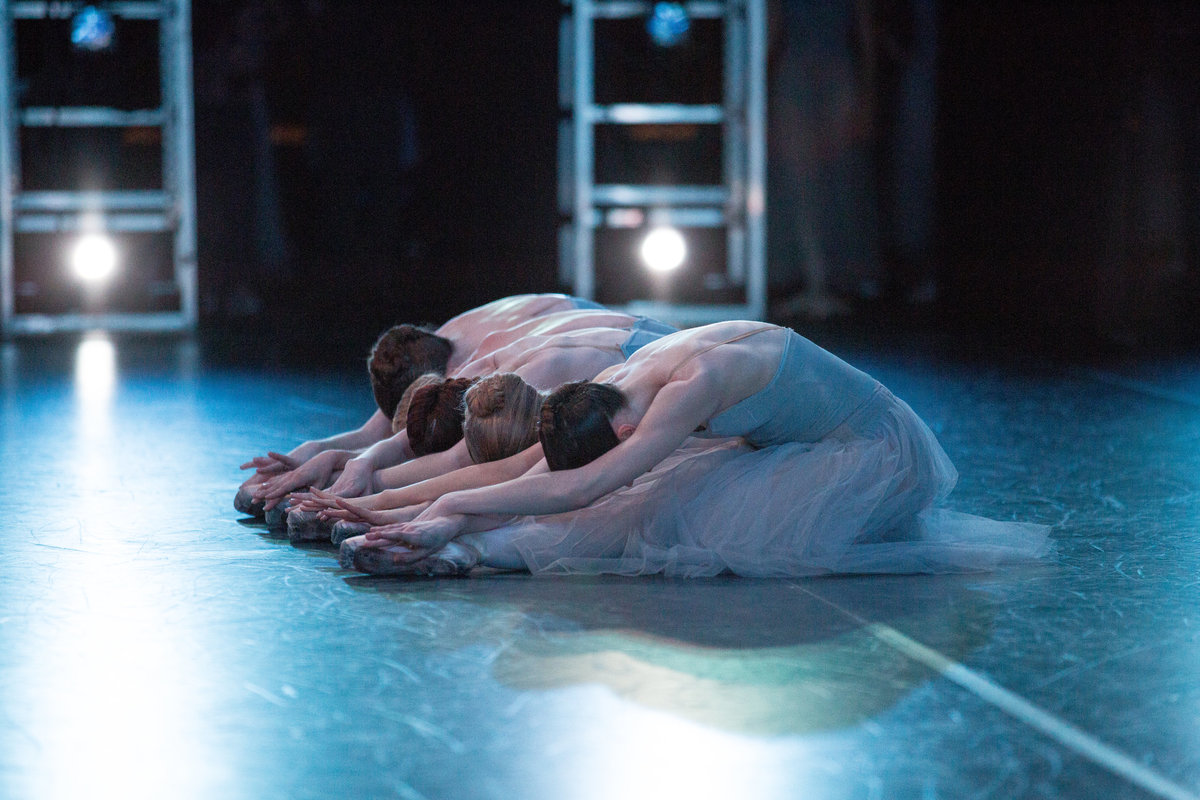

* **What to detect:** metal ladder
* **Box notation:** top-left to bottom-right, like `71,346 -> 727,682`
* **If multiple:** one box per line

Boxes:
0,0 -> 196,334
558,0 -> 766,324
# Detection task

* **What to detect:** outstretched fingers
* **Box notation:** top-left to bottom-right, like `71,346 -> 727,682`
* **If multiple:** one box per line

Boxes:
239,452 -> 301,473
239,455 -> 276,471
333,496 -> 388,526
360,524 -> 419,558
316,507 -> 357,522
363,522 -> 420,544
363,517 -> 458,563
252,473 -> 312,510
289,490 -> 317,505
253,474 -> 290,501
266,451 -> 302,469
308,486 -> 340,502
294,487 -> 338,510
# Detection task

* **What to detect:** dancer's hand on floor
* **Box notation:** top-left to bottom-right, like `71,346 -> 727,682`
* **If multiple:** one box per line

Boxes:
239,451 -> 300,476
288,491 -> 320,511
323,494 -> 388,525
252,451 -> 338,510
327,501 -> 427,525
325,458 -> 374,498
324,493 -> 424,524
362,515 -> 463,563
238,468 -> 272,493
290,486 -> 339,512
290,487 -> 370,515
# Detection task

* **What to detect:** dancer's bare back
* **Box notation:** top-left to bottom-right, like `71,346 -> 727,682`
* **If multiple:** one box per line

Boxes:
464,309 -> 638,366
459,319 -> 638,385
439,294 -> 590,371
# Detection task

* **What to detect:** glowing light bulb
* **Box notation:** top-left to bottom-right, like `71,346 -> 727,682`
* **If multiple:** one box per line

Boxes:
640,227 -> 687,273
71,234 -> 118,282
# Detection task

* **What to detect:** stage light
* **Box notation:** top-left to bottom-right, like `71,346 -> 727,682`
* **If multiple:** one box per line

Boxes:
71,234 -> 118,282
71,6 -> 117,52
640,227 -> 687,273
647,2 -> 690,47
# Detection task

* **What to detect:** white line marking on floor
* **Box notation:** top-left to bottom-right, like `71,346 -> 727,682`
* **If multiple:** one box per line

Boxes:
795,586 -> 1200,800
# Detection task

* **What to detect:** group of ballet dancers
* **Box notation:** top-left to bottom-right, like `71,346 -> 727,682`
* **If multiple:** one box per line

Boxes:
236,293 -> 1049,578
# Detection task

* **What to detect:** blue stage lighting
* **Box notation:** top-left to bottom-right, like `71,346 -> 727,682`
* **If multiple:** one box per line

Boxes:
71,6 -> 117,52
647,2 -> 690,47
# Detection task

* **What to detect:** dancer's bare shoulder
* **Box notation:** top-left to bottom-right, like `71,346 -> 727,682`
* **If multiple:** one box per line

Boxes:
607,321 -> 786,413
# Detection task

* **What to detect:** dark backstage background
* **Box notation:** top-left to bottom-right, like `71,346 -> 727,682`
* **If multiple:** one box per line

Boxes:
175,0 -> 1200,363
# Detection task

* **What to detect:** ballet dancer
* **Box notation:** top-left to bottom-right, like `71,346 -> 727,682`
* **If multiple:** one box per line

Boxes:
342,321 -> 1050,577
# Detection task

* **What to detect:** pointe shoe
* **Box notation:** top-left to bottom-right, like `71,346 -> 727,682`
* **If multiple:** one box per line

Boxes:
330,520 -> 369,545
287,509 -> 332,543
339,537 -> 480,577
234,485 -> 266,520
264,504 -> 289,530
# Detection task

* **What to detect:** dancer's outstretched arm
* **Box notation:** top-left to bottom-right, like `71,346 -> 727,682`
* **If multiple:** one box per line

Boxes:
296,409 -> 394,456
370,439 -> 475,491
241,410 -> 393,476
439,378 -> 712,518
326,428 -> 417,495
300,444 -> 545,519
295,487 -> 433,526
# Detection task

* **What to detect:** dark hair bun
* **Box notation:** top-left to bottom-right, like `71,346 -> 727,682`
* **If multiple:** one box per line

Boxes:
538,381 -> 627,470
367,324 -> 453,418
407,377 -> 476,456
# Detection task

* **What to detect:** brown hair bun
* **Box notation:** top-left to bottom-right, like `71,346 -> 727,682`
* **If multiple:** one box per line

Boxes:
367,324 -> 453,418
406,377 -> 476,456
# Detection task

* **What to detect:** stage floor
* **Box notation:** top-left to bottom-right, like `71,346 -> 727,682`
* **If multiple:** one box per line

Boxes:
1,329 -> 1197,800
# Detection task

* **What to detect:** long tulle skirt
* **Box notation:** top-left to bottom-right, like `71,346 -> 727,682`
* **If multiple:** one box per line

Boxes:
469,387 -> 1052,578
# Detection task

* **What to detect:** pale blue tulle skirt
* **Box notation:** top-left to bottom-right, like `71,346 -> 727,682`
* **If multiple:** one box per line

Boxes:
470,386 -> 1052,578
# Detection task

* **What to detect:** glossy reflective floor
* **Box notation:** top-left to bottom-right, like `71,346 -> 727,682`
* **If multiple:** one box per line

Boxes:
1,330 -> 1198,800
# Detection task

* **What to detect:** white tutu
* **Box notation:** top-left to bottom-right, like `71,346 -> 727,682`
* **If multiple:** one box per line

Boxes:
472,387 -> 1052,578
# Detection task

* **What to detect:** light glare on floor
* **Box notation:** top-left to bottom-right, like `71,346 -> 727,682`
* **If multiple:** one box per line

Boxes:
71,234 -> 118,282
640,227 -> 686,273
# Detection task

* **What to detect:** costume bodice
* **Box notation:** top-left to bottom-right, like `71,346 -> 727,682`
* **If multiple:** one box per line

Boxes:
704,328 -> 881,447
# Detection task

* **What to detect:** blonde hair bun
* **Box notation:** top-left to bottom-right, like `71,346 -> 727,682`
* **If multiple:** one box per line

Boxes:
465,373 -> 517,418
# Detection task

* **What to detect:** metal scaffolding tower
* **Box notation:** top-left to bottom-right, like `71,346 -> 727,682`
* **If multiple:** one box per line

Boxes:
559,0 -> 766,324
0,0 -> 197,334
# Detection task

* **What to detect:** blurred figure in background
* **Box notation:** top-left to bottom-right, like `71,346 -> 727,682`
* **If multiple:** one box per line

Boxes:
769,0 -> 937,318
193,0 -> 292,320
